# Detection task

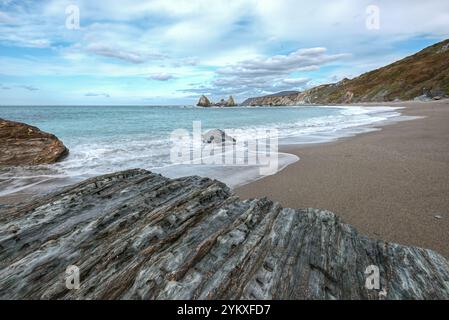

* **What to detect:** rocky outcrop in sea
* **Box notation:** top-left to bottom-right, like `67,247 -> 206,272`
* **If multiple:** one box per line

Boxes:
0,169 -> 448,299
0,118 -> 68,166
197,95 -> 237,107
224,96 -> 236,107
197,95 -> 212,107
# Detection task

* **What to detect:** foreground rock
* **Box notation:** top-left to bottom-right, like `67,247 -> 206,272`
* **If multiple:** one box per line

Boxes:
0,169 -> 448,299
0,118 -> 68,166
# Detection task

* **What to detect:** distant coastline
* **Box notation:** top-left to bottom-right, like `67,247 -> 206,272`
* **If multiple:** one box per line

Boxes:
195,39 -> 449,108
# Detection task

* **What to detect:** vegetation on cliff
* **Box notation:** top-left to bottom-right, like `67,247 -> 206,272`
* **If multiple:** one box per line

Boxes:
243,39 -> 449,106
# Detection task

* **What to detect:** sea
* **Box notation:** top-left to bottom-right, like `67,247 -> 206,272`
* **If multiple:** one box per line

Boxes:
0,105 -> 406,197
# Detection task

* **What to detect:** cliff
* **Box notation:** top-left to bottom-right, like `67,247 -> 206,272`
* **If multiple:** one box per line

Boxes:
242,39 -> 449,106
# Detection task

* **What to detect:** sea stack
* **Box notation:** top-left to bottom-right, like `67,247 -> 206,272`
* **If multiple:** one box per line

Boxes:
197,95 -> 212,107
225,96 -> 237,107
197,95 -> 238,107
0,118 -> 68,166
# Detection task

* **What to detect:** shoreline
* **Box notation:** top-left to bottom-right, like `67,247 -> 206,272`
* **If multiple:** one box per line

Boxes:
1,100 -> 448,258
236,99 -> 449,257
0,103 -> 403,202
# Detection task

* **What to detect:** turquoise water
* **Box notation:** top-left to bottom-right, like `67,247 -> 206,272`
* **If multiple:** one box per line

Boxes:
0,105 -> 402,195
1,105 -> 344,143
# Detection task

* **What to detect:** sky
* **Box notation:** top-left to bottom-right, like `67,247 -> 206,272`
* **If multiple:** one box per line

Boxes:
0,0 -> 448,105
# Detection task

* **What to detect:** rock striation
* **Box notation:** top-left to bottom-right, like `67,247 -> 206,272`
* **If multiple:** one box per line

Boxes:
0,118 -> 68,166
0,169 -> 448,300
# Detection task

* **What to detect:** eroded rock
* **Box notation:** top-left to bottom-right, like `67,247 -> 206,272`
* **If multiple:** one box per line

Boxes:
224,96 -> 237,107
197,95 -> 238,107
197,95 -> 212,107
0,169 -> 448,300
0,118 -> 68,166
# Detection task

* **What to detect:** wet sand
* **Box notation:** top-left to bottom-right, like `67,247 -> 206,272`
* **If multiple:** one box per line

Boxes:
2,100 -> 448,257
236,100 -> 449,257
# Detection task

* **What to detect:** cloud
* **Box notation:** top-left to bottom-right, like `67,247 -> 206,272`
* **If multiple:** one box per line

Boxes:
217,48 -> 346,77
182,75 -> 312,97
283,78 -> 310,85
172,57 -> 199,67
148,73 -> 174,81
85,92 -> 110,98
0,11 -> 15,24
1,0 -> 449,104
0,83 -> 38,91
25,39 -> 51,48
182,47 -> 346,97
18,85 -> 39,91
86,44 -> 150,64
252,0 -> 449,42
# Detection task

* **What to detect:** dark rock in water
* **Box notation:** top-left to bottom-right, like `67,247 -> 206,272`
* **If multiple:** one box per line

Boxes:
197,95 -> 237,107
202,129 -> 236,145
224,96 -> 237,107
0,118 -> 68,166
0,169 -> 448,299
197,95 -> 212,107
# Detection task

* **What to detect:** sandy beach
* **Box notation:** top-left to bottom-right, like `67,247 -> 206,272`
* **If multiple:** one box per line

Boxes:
1,100 -> 448,258
237,100 -> 449,257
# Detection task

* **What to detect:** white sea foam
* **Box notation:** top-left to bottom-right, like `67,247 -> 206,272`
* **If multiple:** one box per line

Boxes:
0,105 -> 411,197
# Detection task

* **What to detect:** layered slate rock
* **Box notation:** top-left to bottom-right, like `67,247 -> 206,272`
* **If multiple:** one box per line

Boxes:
0,118 -> 68,166
0,169 -> 448,300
